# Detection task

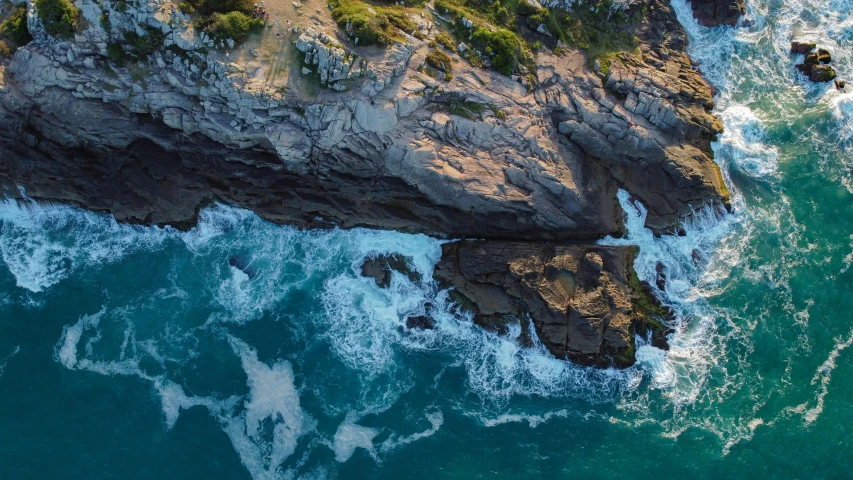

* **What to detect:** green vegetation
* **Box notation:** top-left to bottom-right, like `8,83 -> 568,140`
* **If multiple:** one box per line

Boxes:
625,247 -> 670,324
197,11 -> 262,42
434,0 -> 641,75
34,0 -> 80,38
426,49 -> 452,73
177,0 -> 261,46
471,27 -> 529,75
106,42 -> 125,64
435,30 -> 455,50
434,98 -> 507,121
180,0 -> 253,15
125,27 -> 165,58
104,26 -> 164,65
435,0 -> 533,75
0,40 -> 11,58
1,5 -> 33,47
178,2 -> 196,14
330,0 -> 417,47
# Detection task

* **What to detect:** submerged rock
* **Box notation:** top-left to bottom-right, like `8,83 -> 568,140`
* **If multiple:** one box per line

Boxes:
655,262 -> 667,291
405,315 -> 435,330
360,254 -> 420,288
434,241 -> 672,369
228,255 -> 257,279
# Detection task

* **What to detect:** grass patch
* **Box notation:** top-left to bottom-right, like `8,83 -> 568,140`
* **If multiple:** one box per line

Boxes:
0,40 -> 11,58
426,49 -> 452,73
182,0 -> 254,15
330,0 -> 417,47
435,98 -> 507,121
1,5 -> 33,47
197,11 -> 262,42
35,0 -> 80,38
434,0 -> 641,76
435,30 -> 455,50
435,0 -> 533,75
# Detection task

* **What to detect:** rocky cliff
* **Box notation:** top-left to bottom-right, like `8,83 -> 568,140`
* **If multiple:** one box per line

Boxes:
0,0 -> 729,367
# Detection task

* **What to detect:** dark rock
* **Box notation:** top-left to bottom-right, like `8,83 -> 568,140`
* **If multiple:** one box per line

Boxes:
655,262 -> 667,291
795,45 -> 835,82
434,241 -> 672,368
810,65 -> 837,82
228,255 -> 257,279
405,315 -> 435,330
791,41 -> 817,55
360,253 -> 420,288
836,80 -> 846,91
692,249 -> 703,265
688,0 -> 745,27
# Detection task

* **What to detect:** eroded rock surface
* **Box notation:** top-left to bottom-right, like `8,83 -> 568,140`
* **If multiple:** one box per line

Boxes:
0,0 -> 724,367
435,241 -> 669,368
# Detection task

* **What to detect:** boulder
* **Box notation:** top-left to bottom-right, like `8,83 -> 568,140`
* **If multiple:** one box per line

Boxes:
791,41 -> 816,55
810,65 -> 837,82
796,46 -> 836,82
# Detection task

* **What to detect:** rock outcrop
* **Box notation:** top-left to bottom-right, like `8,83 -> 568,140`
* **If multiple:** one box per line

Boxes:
792,42 -> 838,83
0,0 -> 724,367
688,0 -> 745,27
434,241 -> 669,368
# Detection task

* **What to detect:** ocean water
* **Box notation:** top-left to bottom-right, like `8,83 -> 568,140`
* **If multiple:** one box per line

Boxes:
2,0 -> 853,477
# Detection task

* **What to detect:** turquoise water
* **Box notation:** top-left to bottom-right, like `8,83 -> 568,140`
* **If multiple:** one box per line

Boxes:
3,0 -> 853,477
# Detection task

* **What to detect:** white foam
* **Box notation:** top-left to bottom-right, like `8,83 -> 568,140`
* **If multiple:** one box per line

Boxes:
56,308 -> 105,369
600,190 -> 738,407
379,410 -> 443,452
0,199 -> 170,292
221,336 -> 314,479
155,378 -> 240,429
718,106 -> 779,177
0,345 -> 20,378
786,329 -> 853,425
332,412 -> 378,462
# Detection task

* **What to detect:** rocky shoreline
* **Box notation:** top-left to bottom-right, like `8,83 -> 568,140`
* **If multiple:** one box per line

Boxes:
0,0 -> 737,367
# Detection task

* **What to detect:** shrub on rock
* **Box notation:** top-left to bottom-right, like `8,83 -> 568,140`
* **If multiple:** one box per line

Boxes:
198,0 -> 254,15
0,5 -> 32,46
199,11 -> 262,42
330,0 -> 416,47
35,0 -> 80,38
426,49 -> 452,73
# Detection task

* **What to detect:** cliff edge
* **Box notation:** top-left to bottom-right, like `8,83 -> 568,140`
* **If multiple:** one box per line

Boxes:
0,0 -> 735,367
